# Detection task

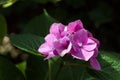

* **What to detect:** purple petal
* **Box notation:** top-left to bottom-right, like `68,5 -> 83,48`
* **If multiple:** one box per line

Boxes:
53,41 -> 64,54
50,23 -> 64,36
90,57 -> 101,70
83,38 -> 97,51
71,49 -> 84,60
45,34 -> 57,46
44,52 -> 56,60
54,36 -> 71,56
38,42 -> 56,60
81,49 -> 94,61
93,48 -> 98,57
71,49 -> 94,61
60,42 -> 72,56
90,37 -> 100,47
54,36 -> 69,49
38,43 -> 51,54
72,29 -> 88,44
67,20 -> 83,33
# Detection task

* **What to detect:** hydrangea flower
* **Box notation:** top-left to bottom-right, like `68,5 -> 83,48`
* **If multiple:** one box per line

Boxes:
38,20 -> 101,70
70,29 -> 100,70
38,23 -> 72,59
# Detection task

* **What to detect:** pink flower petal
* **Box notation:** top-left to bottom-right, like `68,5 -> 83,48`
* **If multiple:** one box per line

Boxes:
53,36 -> 71,56
50,23 -> 64,35
90,37 -> 100,47
90,57 -> 101,70
72,29 -> 88,44
83,38 -> 97,51
67,20 -> 83,33
60,42 -> 72,56
71,49 -> 94,61
93,48 -> 98,57
44,52 -> 56,60
38,43 -> 51,54
87,38 -> 95,43
45,34 -> 57,45
71,49 -> 84,60
81,49 -> 94,61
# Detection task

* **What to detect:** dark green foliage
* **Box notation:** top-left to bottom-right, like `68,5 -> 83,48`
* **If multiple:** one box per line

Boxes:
23,10 -> 56,36
10,34 -> 44,56
87,51 -> 120,80
26,55 -> 48,80
0,56 -> 25,80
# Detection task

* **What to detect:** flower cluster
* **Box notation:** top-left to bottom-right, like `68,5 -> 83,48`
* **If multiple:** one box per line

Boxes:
38,20 -> 101,70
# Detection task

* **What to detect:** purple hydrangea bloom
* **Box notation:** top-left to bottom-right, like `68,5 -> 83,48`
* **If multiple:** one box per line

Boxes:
70,29 -> 101,70
38,23 -> 72,59
66,20 -> 101,70
70,29 -> 96,61
38,20 -> 101,70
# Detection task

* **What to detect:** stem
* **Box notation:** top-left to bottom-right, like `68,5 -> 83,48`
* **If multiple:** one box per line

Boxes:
55,61 -> 63,80
80,70 -> 85,80
48,60 -> 52,80
44,71 -> 48,80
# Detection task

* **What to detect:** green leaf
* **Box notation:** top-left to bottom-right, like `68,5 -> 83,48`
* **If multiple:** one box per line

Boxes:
9,34 -> 44,56
87,51 -> 120,80
57,66 -> 88,80
0,56 -> 25,80
16,61 -> 27,77
23,9 -> 56,37
26,55 -> 48,80
0,0 -> 16,8
100,51 -> 120,80
0,14 -> 7,43
48,57 -> 93,80
47,57 -> 63,80
87,68 -> 111,80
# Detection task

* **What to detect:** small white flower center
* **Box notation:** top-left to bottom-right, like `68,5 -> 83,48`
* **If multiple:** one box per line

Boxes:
78,43 -> 83,47
64,26 -> 67,31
